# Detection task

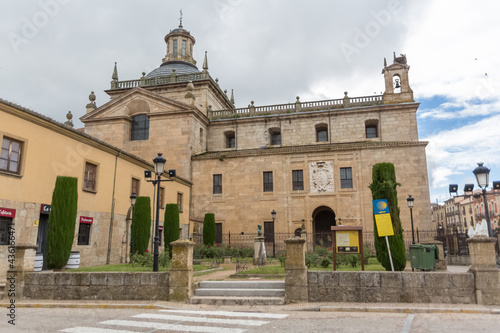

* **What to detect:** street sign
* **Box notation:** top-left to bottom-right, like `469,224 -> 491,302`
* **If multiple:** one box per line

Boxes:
373,199 -> 394,237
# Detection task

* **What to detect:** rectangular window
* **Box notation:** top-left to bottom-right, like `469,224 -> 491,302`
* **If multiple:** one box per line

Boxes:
159,187 -> 165,209
292,170 -> 304,191
271,132 -> 281,145
182,40 -> 187,56
215,223 -> 222,244
366,125 -> 377,138
130,114 -> 149,141
316,128 -> 328,142
1,137 -> 23,174
225,132 -> 236,148
213,174 -> 222,194
0,217 -> 13,245
177,192 -> 183,212
131,178 -> 140,196
340,167 -> 353,189
173,39 -> 178,55
77,223 -> 91,245
83,162 -> 97,192
263,171 -> 273,192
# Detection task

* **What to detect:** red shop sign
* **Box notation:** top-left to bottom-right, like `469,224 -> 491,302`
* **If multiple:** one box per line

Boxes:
0,207 -> 16,218
159,225 -> 164,231
79,216 -> 93,224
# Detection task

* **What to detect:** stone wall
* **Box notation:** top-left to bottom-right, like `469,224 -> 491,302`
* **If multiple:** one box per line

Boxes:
22,272 -> 169,301
308,271 -> 475,304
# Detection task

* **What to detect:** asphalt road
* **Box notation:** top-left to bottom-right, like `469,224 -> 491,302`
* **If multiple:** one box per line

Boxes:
2,307 -> 499,333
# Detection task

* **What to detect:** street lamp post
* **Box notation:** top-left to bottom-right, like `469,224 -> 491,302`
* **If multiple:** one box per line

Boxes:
152,153 -> 166,272
473,162 -> 493,237
128,193 -> 137,262
271,210 -> 276,257
407,195 -> 415,245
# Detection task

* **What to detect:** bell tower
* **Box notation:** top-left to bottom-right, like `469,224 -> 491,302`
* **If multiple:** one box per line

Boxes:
382,53 -> 414,104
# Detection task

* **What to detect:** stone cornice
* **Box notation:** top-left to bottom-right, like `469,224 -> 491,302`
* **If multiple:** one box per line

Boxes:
192,140 -> 429,160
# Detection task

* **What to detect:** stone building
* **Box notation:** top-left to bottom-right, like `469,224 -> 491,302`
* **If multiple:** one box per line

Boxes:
80,23 -> 433,246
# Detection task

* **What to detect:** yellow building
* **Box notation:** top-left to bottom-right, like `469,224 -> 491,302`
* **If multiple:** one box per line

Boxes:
0,98 -> 191,280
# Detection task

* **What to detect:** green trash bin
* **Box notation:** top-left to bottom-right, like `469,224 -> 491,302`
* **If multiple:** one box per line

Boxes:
409,244 -> 436,271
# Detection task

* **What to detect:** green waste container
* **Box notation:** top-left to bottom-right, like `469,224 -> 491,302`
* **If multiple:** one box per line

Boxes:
409,244 -> 437,271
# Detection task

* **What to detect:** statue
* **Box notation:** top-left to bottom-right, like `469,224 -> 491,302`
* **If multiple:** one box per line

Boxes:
257,224 -> 262,237
474,219 -> 489,237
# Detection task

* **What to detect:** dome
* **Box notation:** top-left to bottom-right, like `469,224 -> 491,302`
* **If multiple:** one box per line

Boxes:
146,60 -> 200,78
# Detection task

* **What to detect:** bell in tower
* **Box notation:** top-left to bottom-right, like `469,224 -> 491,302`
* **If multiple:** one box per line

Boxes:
382,53 -> 414,104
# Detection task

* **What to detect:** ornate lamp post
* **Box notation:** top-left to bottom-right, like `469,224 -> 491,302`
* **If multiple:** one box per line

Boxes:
473,162 -> 493,237
407,195 -> 415,245
152,153 -> 166,271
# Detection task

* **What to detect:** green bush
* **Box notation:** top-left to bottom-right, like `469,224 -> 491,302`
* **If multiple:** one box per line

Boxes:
278,251 -> 287,267
320,257 -> 330,268
131,197 -> 151,256
305,252 -> 319,268
369,163 -> 406,271
130,251 -> 170,270
46,176 -> 78,269
193,244 -> 254,259
203,213 -> 216,246
164,203 -> 180,257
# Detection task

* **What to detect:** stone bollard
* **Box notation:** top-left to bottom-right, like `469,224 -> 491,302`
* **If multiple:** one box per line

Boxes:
6,244 -> 37,299
423,241 -> 447,271
284,238 -> 308,304
169,239 -> 195,302
467,236 -> 500,305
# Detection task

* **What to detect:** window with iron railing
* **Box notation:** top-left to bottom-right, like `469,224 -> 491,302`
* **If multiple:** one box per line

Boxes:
263,171 -> 273,192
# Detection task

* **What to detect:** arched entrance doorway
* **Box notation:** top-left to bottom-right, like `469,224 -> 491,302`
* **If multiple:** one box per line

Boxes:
312,206 -> 336,247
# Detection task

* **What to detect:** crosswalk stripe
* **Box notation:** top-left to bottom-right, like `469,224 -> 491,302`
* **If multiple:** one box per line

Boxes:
133,313 -> 269,326
59,327 -> 140,333
100,320 -> 247,333
159,309 -> 289,319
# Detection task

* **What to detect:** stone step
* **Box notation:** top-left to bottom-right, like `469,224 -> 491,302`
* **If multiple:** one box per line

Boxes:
190,296 -> 285,306
199,280 -> 285,290
195,288 -> 285,297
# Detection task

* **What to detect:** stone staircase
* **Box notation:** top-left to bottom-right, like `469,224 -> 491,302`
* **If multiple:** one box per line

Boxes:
190,280 -> 285,305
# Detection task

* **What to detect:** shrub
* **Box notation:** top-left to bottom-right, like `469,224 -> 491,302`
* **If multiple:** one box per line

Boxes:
369,162 -> 406,271
46,176 -> 78,269
320,256 -> 330,268
278,251 -> 287,267
164,203 -> 180,257
305,252 -> 319,268
131,197 -> 151,256
203,213 -> 216,246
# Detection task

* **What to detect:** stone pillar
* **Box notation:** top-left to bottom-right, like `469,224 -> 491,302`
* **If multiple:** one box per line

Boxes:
6,244 -> 37,299
253,237 -> 266,266
284,238 -> 308,304
467,236 -> 500,305
169,239 -> 195,302
423,241 -> 446,271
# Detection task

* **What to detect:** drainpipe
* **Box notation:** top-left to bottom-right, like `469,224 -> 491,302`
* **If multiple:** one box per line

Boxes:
106,152 -> 120,264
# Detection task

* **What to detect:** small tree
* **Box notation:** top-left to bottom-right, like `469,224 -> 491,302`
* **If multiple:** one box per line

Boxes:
203,213 -> 216,246
46,176 -> 78,269
131,196 -> 151,255
369,163 -> 406,271
164,203 -> 180,256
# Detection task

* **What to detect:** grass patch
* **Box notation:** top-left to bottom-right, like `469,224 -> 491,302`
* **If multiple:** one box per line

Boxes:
235,265 -> 284,275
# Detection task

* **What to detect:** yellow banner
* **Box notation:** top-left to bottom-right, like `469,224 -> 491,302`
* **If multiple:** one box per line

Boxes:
375,213 -> 394,237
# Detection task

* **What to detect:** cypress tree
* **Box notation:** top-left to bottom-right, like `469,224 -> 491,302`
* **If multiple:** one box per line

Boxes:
46,176 -> 78,269
164,203 -> 180,256
131,196 -> 151,255
368,163 -> 406,271
203,213 -> 216,246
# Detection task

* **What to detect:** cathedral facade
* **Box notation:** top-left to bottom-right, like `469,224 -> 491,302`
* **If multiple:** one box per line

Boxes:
81,23 -> 432,246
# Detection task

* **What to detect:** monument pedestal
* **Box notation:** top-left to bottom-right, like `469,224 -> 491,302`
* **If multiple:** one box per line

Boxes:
253,237 -> 266,266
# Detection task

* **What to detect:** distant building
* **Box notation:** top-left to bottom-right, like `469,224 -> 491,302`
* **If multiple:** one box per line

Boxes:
80,23 -> 433,245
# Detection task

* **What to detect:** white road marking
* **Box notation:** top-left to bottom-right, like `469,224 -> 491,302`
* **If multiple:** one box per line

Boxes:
159,309 -> 289,319
100,319 -> 247,333
60,327 -> 140,333
401,314 -> 415,333
133,313 -> 269,326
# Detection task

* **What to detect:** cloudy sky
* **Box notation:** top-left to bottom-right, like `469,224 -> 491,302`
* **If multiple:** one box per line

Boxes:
1,0 -> 499,203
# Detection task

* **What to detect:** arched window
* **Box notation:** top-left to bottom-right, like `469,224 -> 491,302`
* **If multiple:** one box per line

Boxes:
130,114 -> 149,141
393,74 -> 401,93
315,123 -> 328,142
